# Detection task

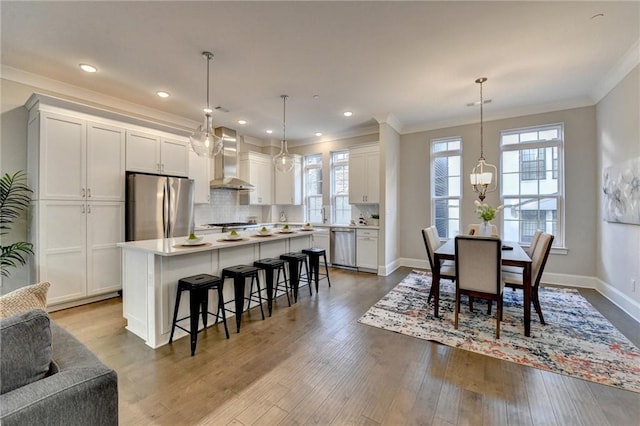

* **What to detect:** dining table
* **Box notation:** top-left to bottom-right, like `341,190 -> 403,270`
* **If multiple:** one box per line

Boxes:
432,238 -> 534,337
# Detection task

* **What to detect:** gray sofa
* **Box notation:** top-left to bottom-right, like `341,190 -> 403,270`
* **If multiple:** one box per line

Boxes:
0,310 -> 118,425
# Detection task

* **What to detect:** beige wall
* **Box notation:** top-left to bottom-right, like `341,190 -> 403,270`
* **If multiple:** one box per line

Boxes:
596,65 -> 640,309
399,105 -> 598,277
1,79 -> 41,290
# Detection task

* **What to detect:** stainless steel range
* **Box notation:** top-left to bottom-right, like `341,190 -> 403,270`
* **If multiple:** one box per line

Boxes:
200,222 -> 261,232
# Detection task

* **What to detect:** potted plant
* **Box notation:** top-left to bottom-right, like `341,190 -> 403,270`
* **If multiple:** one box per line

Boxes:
370,213 -> 380,226
1,171 -> 34,277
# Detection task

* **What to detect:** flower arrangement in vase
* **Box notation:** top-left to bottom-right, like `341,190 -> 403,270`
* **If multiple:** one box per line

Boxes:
474,200 -> 503,236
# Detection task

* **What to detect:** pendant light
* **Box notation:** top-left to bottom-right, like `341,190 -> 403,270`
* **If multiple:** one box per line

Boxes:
190,51 -> 223,158
273,94 -> 295,173
470,77 -> 497,201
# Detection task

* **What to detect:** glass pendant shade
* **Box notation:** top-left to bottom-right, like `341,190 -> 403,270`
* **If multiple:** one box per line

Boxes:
190,114 -> 223,157
273,94 -> 295,173
190,51 -> 223,158
273,140 -> 295,173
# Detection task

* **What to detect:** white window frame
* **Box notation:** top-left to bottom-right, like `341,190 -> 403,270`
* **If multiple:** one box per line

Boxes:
500,123 -> 565,249
303,153 -> 323,223
430,136 -> 462,239
330,150 -> 351,225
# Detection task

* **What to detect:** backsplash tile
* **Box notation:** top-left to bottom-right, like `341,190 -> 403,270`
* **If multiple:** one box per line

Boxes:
194,189 -> 263,225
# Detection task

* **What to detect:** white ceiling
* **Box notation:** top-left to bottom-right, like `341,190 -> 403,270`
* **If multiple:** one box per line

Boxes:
2,1 -> 639,144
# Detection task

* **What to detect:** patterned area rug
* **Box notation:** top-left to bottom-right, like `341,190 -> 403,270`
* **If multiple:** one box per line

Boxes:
358,270 -> 640,393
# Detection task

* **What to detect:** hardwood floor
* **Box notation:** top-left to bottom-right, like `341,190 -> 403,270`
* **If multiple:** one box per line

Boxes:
50,267 -> 640,425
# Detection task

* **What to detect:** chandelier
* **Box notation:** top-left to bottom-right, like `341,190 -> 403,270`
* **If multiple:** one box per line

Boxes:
272,94 -> 295,173
189,51 -> 223,158
470,77 -> 497,201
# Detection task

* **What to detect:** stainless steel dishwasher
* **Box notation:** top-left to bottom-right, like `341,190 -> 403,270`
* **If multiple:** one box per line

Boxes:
330,227 -> 356,269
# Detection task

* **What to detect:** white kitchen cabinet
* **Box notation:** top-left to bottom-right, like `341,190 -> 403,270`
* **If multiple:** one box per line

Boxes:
356,228 -> 378,272
274,155 -> 302,205
349,145 -> 380,204
312,229 -> 331,264
239,151 -> 272,205
32,200 -> 124,305
189,148 -> 211,204
27,113 -> 125,202
126,131 -> 189,177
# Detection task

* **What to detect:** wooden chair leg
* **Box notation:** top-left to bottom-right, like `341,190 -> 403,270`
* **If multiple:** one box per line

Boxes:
454,288 -> 460,329
532,287 -> 545,324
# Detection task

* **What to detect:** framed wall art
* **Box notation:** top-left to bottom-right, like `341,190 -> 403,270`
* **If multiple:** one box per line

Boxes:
602,156 -> 640,225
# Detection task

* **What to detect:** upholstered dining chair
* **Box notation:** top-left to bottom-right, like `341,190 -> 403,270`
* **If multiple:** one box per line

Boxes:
524,229 -> 543,256
467,223 -> 498,236
502,232 -> 554,324
421,226 -> 456,304
454,235 -> 504,339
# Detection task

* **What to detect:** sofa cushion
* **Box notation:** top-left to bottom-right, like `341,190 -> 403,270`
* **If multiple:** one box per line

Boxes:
0,282 -> 50,319
0,310 -> 53,394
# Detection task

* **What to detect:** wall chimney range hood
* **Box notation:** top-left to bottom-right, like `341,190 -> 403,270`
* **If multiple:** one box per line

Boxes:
209,127 -> 255,190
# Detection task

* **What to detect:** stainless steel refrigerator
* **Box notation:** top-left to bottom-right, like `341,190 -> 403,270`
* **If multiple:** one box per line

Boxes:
125,173 -> 194,241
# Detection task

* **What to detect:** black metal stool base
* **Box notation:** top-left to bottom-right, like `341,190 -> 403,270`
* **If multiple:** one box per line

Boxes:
254,258 -> 291,316
222,265 -> 264,333
302,248 -> 331,293
280,252 -> 311,303
169,274 -> 229,356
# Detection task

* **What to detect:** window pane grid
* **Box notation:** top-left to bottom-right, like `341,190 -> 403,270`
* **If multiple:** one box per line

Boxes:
303,154 -> 323,223
500,123 -> 563,247
431,137 -> 462,239
331,151 -> 350,224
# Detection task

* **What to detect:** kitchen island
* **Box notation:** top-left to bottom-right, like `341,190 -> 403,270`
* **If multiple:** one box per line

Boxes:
117,229 -> 323,348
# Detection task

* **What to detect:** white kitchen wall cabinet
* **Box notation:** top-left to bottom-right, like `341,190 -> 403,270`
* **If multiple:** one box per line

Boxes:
274,155 -> 302,205
27,112 -> 125,202
349,144 -> 380,204
356,228 -> 378,272
239,151 -> 272,205
31,200 -> 124,305
189,148 -> 211,204
26,93 -> 194,309
125,131 -> 189,177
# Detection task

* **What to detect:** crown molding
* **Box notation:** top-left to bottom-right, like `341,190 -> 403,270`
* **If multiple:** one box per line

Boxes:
1,65 -> 200,131
373,112 -> 403,134
292,123 -> 380,147
590,38 -> 640,103
401,97 -> 594,135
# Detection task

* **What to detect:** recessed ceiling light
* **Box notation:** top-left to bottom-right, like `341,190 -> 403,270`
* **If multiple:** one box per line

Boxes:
313,95 -> 320,100
238,120 -> 247,125
315,132 -> 323,137
343,111 -> 353,117
79,64 -> 97,73
156,91 -> 170,98
266,129 -> 273,134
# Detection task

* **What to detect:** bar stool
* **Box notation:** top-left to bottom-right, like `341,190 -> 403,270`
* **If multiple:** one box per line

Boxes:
254,258 -> 290,316
280,252 -> 311,303
221,265 -> 264,333
302,248 -> 332,292
169,273 -> 229,356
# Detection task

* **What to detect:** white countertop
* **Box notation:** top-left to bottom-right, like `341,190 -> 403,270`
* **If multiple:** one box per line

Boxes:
117,228 -> 326,256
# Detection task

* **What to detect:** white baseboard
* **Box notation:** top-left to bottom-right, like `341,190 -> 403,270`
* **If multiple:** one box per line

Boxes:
47,292 -> 120,312
399,257 -> 640,323
594,279 -> 640,324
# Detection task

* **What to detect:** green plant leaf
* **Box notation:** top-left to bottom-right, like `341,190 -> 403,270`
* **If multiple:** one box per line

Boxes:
1,242 -> 34,277
1,171 -> 33,235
